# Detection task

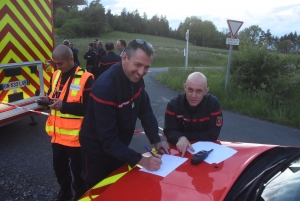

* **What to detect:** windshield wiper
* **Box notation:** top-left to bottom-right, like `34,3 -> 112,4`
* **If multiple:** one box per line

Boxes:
233,159 -> 287,201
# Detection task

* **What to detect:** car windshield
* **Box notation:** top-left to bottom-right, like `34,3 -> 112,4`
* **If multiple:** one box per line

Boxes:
261,158 -> 300,200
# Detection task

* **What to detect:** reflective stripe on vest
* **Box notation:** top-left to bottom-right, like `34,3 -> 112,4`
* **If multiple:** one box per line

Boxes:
71,70 -> 83,96
45,67 -> 90,146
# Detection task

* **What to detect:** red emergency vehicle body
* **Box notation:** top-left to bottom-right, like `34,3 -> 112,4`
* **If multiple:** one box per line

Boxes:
0,0 -> 54,126
79,141 -> 278,201
0,0 -> 86,127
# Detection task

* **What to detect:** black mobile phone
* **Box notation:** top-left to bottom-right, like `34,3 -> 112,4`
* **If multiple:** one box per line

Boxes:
37,99 -> 53,106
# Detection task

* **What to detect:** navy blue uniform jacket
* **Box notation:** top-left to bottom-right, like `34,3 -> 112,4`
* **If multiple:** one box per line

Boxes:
164,94 -> 223,145
95,51 -> 121,79
79,62 -> 160,167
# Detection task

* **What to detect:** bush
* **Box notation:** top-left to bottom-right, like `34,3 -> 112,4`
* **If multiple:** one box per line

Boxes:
230,45 -> 300,107
56,19 -> 87,38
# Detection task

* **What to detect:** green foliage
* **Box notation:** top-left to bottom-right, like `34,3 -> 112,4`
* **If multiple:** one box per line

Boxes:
54,31 -> 228,68
56,19 -> 87,38
54,31 -> 300,127
230,44 -> 300,108
54,8 -> 67,28
156,67 -> 300,128
179,16 -> 222,48
53,3 -> 300,52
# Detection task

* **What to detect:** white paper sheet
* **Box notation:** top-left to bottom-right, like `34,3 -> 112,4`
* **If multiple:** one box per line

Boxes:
187,141 -> 237,164
139,154 -> 188,177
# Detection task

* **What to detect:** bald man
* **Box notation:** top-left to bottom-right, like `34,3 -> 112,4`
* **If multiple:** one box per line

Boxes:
163,72 -> 223,157
38,44 -> 94,201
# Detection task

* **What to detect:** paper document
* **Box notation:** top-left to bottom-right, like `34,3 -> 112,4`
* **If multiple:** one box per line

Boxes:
187,141 -> 237,164
139,155 -> 188,177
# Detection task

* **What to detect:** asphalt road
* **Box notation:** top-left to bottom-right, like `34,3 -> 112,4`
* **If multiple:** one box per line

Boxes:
0,67 -> 300,200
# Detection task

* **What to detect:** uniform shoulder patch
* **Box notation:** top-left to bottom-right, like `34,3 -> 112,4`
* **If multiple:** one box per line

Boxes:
216,116 -> 223,127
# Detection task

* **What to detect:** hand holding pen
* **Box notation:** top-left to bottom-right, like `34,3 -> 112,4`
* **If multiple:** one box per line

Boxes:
145,146 -> 163,161
137,146 -> 162,171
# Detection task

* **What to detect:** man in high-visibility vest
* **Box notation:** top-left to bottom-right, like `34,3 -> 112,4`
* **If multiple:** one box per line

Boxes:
39,45 -> 94,201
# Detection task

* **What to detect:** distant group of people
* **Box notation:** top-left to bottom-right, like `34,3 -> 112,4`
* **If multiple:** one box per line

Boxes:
82,38 -> 126,80
62,38 -> 127,81
39,38 -> 223,201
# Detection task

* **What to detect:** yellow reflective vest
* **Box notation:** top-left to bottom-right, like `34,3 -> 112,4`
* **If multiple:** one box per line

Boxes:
46,67 -> 92,147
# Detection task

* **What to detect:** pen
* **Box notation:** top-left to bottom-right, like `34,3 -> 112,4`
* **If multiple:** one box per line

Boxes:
144,146 -> 162,164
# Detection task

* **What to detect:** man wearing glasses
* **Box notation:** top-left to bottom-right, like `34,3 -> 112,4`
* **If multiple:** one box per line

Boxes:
163,72 -> 223,157
79,39 -> 170,189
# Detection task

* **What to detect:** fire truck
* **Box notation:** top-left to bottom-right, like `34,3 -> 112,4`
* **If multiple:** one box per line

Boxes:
0,0 -> 86,127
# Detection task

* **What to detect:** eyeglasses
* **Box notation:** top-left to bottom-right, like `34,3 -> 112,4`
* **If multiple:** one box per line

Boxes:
135,39 -> 153,49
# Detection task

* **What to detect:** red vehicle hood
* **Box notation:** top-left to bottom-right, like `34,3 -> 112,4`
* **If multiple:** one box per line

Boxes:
80,141 -> 277,201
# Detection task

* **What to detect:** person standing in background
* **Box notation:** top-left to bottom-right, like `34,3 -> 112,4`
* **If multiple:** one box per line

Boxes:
63,40 -> 80,66
95,41 -> 107,72
70,42 -> 80,66
95,41 -> 120,79
84,43 -> 97,76
116,39 -> 126,57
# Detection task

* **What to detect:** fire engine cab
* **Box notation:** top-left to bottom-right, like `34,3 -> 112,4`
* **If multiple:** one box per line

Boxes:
0,0 -> 86,127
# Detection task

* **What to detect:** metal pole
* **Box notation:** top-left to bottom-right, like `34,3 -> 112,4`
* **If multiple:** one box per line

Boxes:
225,44 -> 233,90
185,30 -> 189,70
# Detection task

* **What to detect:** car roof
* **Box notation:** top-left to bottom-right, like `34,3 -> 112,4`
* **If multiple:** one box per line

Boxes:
79,141 -> 278,201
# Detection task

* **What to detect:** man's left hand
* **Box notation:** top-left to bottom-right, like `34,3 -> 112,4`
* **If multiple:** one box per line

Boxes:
49,98 -> 62,111
154,141 -> 170,154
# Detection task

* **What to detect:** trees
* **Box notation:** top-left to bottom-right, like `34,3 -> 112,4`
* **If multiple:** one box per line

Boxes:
238,25 -> 265,48
83,1 -> 106,36
178,16 -> 222,48
53,2 -> 299,52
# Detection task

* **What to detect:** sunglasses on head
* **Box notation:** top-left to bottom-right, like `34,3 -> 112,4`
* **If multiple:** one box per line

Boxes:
134,39 -> 153,49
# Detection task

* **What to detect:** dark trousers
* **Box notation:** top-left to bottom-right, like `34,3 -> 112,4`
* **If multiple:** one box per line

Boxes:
81,149 -> 125,190
52,143 -> 86,197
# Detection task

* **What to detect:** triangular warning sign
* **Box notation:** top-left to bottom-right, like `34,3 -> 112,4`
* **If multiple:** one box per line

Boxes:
227,20 -> 243,38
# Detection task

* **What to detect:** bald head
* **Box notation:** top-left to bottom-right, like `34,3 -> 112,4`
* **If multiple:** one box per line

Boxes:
52,44 -> 74,73
184,72 -> 209,107
53,44 -> 73,60
185,72 -> 207,88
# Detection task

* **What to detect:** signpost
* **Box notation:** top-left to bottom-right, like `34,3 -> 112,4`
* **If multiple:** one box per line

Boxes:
225,20 -> 243,90
185,30 -> 189,70
226,38 -> 239,45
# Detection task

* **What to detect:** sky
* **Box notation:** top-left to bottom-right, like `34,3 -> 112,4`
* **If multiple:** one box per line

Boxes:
82,0 -> 300,37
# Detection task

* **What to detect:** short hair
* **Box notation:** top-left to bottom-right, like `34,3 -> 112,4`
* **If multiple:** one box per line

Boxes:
105,42 -> 114,51
63,39 -> 69,46
88,42 -> 93,47
118,39 -> 126,48
53,44 -> 73,60
126,39 -> 154,59
97,41 -> 103,47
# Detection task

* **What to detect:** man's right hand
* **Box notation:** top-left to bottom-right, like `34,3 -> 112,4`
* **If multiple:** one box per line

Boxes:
37,97 -> 51,109
177,136 -> 195,157
138,155 -> 162,171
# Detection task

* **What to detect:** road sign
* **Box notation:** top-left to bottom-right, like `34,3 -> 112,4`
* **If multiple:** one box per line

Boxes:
226,38 -> 239,45
227,20 -> 243,38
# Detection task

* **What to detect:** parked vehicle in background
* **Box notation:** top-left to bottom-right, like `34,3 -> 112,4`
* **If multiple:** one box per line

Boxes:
0,0 -> 87,127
